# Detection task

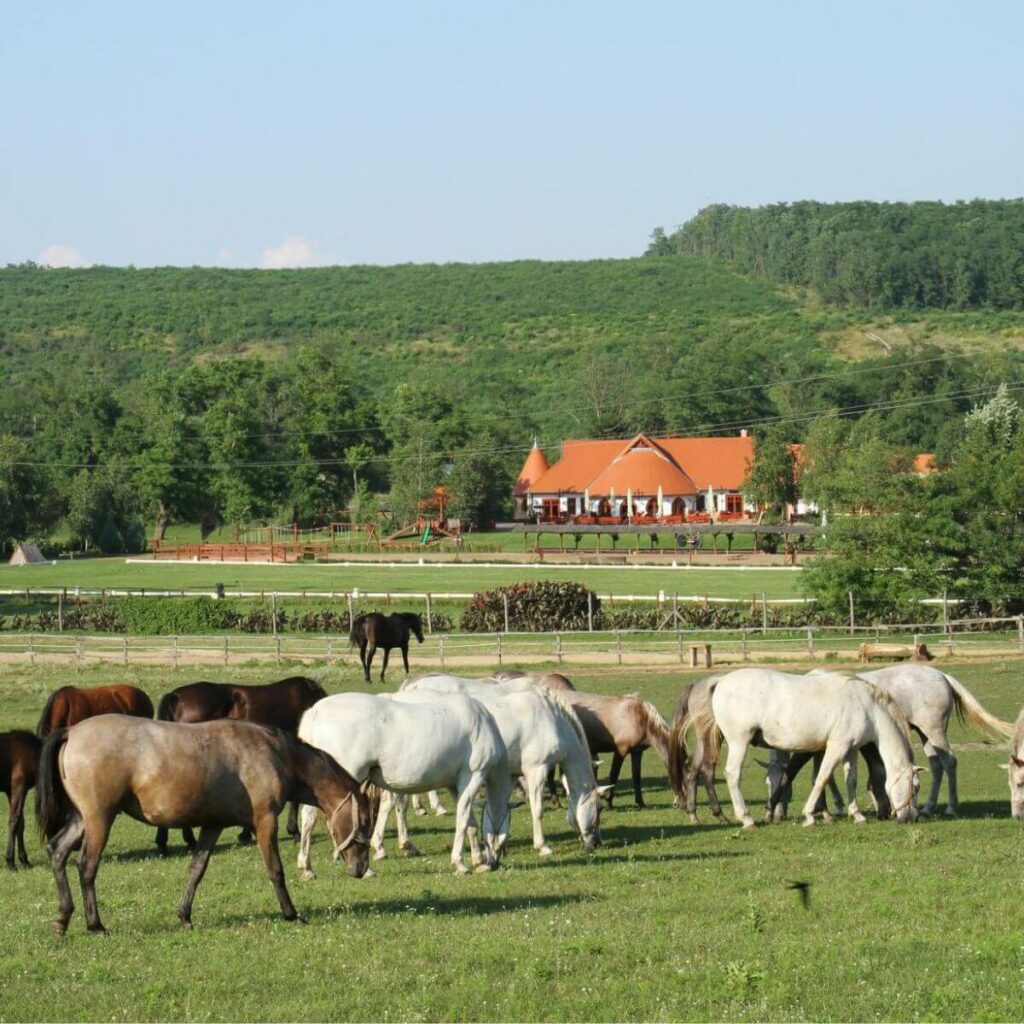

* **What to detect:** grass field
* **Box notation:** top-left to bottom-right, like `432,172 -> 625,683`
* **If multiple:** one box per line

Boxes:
1,659 -> 1023,1021
0,558 -> 806,601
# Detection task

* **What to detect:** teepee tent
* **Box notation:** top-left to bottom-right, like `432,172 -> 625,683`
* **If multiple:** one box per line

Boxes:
7,543 -> 47,566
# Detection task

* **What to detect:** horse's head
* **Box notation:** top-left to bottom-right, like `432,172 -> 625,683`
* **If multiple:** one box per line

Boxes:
564,779 -> 610,852
887,765 -> 922,823
1001,755 -> 1024,821
409,613 -> 425,644
326,783 -> 377,879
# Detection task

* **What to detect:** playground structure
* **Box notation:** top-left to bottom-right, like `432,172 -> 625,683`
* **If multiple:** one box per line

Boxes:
382,486 -> 464,548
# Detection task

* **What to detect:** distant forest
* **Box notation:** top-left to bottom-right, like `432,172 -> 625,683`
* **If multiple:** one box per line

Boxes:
648,199 -> 1024,310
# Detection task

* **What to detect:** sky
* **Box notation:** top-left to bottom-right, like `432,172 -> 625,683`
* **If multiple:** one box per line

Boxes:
2,1 -> 1023,268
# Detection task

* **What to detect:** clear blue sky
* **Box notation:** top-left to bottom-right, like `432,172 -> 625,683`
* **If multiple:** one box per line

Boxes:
3,1 -> 1022,268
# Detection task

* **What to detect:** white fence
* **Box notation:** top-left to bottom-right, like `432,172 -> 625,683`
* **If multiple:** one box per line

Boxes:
1,617 -> 1020,669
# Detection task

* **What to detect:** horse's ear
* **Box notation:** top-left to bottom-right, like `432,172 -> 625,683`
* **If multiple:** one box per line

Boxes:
596,784 -> 615,797
912,766 -> 927,774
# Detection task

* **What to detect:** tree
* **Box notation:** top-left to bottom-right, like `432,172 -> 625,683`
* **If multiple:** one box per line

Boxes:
0,435 -> 58,555
742,425 -> 797,515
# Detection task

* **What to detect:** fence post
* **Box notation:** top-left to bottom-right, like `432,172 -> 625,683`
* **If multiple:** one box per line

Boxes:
426,593 -> 433,633
75,635 -> 83,668
1018,615 -> 1024,653
806,627 -> 814,658
347,592 -> 354,631
497,633 -> 503,665
327,638 -> 335,665
848,591 -> 855,636
123,636 -> 129,666
555,633 -> 562,663
742,627 -> 748,662
173,635 -> 179,669
587,592 -> 593,632
616,630 -> 623,665
276,636 -> 282,664
439,635 -> 446,669
223,636 -> 229,667
503,594 -> 511,635
761,592 -> 768,634
58,589 -> 65,632
677,630 -> 683,663
271,593 -> 278,637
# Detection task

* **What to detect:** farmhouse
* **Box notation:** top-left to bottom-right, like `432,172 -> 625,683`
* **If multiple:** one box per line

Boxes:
517,432 -> 758,523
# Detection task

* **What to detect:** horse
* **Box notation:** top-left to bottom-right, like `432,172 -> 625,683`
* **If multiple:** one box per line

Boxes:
2,731 -> 41,870
349,611 -> 424,683
683,668 -> 920,828
1002,708 -> 1024,820
668,676 -> 849,824
36,684 -> 153,738
402,675 -> 608,855
36,716 -> 373,935
492,669 -> 577,691
562,691 -> 671,807
153,675 -> 327,853
296,691 -> 512,876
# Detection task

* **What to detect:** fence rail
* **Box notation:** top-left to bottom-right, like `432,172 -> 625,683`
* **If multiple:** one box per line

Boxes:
1,617 -> 1021,669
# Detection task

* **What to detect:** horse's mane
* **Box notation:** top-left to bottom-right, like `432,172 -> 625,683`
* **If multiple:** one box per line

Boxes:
859,679 -> 914,747
1013,707 -> 1024,755
36,689 -> 64,738
534,686 -> 588,750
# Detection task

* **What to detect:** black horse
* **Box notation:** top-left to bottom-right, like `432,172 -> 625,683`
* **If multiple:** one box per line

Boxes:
350,612 -> 424,683
153,676 -> 327,854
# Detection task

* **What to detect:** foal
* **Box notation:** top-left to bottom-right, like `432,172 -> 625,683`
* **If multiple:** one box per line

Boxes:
1,730 -> 40,870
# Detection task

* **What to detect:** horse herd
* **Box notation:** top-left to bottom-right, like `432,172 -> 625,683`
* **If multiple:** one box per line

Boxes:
2,656 -> 1024,936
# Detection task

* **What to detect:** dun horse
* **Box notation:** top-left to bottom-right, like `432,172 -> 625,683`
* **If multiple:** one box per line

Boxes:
349,611 -> 424,683
154,675 -> 327,853
1001,708 -> 1024,820
37,684 -> 153,737
2,730 -> 40,870
37,716 -> 373,934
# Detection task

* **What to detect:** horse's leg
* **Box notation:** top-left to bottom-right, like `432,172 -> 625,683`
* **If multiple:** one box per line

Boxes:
5,788 -> 19,869
825,759 -> 847,819
370,789 -> 394,860
629,748 -> 645,808
427,790 -> 447,815
154,826 -> 168,857
11,779 -> 30,868
401,641 -> 410,677
379,647 -> 390,684
361,640 -> 372,683
801,744 -> 848,827
861,744 -> 891,820
842,753 -> 866,823
463,791 -> 485,868
177,826 -> 222,929
286,800 -> 300,840
922,734 -> 956,816
701,758 -> 728,822
451,771 -> 487,874
297,804 -> 318,881
78,814 -> 113,934
547,766 -> 563,809
683,735 -> 704,823
48,814 -> 84,936
237,827 -> 254,846
767,751 -> 810,823
723,738 -> 756,829
604,751 -> 624,807
525,765 -> 553,856
255,813 -> 300,922
393,793 -> 420,857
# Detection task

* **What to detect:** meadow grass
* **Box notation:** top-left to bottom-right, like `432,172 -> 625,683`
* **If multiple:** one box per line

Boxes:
1,659 -> 1023,1021
0,559 -> 805,601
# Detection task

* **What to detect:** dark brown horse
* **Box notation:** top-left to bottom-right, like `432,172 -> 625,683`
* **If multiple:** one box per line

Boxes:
154,676 -> 328,853
2,730 -> 41,870
36,684 -> 154,738
37,716 -> 374,934
350,612 -> 424,683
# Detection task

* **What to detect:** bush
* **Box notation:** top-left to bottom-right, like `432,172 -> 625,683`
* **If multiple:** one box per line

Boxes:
461,581 -> 600,632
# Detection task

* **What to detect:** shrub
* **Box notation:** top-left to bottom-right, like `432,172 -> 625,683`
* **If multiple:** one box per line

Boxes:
461,581 -> 600,632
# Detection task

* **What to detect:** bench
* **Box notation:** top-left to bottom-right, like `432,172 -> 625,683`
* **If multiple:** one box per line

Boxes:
857,641 -> 933,663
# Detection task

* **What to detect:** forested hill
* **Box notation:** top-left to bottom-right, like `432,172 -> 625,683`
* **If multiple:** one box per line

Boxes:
648,199 -> 1024,310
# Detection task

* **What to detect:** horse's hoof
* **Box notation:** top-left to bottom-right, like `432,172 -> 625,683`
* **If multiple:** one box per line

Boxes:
537,845 -> 554,857
292,916 -> 307,926
372,848 -> 387,862
362,867 -> 377,879
179,918 -> 193,931
920,805 -> 936,817
5,860 -> 15,872
802,817 -> 816,828
401,843 -> 421,858
88,925 -> 109,937
52,920 -> 68,937
434,807 -> 448,817
299,869 -> 315,882
688,814 -> 699,825
944,807 -> 958,818
414,807 -> 428,816
454,862 -> 470,875
474,863 -> 493,873
742,820 -> 757,830
237,835 -> 254,847
19,858 -> 30,869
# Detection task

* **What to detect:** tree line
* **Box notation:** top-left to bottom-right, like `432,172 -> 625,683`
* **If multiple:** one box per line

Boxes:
648,199 -> 1024,310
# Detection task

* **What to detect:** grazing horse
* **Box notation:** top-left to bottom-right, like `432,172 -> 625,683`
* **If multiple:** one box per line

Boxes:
561,691 -> 670,808
36,684 -> 153,738
349,611 -> 424,683
2,731 -> 41,870
492,669 -> 577,691
36,716 -> 373,934
1003,708 -> 1024,820
684,668 -> 920,828
154,675 -> 328,854
297,691 -> 512,876
402,676 -> 608,855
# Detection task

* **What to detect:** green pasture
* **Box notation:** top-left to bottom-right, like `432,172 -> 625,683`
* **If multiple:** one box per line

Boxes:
0,557 -> 806,601
1,659 -> 1023,1021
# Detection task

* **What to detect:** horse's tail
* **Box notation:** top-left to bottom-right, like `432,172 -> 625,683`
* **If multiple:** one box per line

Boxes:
36,689 -> 62,739
35,728 -> 72,841
157,691 -> 179,722
942,671 -> 1014,740
667,705 -> 690,801
348,613 -> 367,649
682,688 -> 722,767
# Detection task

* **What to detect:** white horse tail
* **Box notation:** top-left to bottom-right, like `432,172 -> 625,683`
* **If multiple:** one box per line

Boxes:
682,693 -> 722,767
942,671 -> 1015,740
667,704 -> 690,800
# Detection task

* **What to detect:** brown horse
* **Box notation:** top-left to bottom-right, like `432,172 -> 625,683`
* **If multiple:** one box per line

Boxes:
492,670 -> 577,691
350,612 -> 424,683
154,676 -> 328,853
2,730 -> 41,870
36,684 -> 154,738
37,716 -> 374,934
563,691 -> 670,807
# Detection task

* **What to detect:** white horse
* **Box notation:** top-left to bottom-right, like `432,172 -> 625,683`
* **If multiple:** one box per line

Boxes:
296,691 -> 512,877
1002,708 -> 1024,820
402,675 -> 609,855
684,668 -> 921,828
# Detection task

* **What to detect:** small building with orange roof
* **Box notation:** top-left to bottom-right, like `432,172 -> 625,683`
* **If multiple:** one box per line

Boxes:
517,431 -> 757,523
513,439 -> 551,520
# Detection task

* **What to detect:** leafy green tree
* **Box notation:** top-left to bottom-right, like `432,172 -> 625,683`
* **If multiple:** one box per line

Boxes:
743,425 -> 797,514
0,435 -> 58,555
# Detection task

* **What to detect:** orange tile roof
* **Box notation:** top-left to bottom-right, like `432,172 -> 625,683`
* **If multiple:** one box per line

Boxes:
914,453 -> 937,474
529,433 -> 755,495
513,441 -> 551,495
